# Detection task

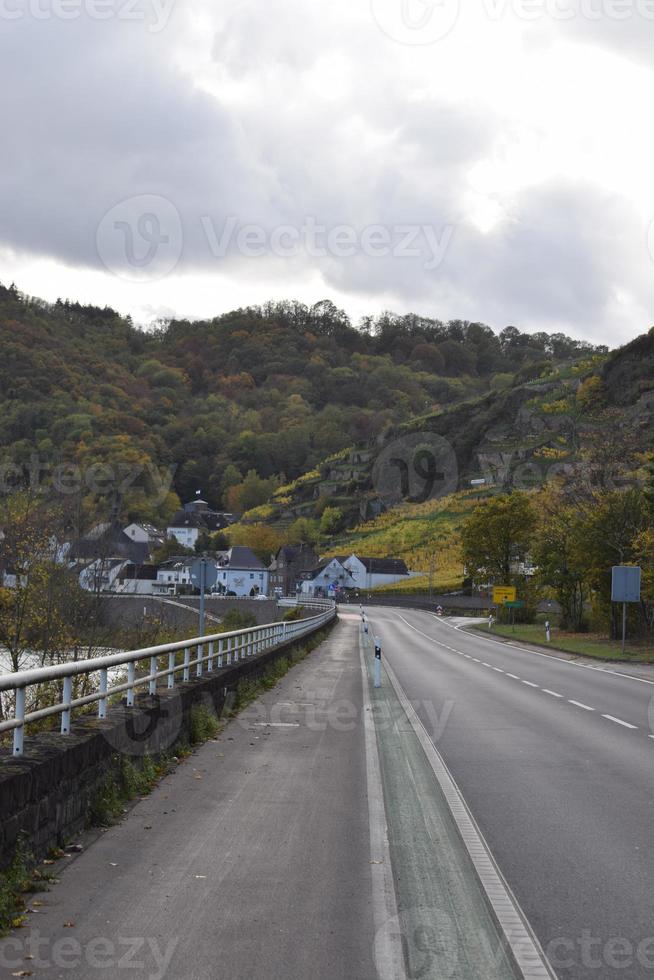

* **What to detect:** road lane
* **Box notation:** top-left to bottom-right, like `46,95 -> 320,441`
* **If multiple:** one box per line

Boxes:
0,617 -> 381,980
364,605 -> 654,980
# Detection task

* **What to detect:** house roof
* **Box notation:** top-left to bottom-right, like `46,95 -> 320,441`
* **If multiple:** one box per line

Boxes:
223,546 -> 265,570
70,523 -> 149,563
119,564 -> 160,582
168,511 -> 206,529
125,522 -> 163,536
349,556 -> 410,575
270,543 -> 318,569
305,557 -> 347,579
168,510 -> 230,532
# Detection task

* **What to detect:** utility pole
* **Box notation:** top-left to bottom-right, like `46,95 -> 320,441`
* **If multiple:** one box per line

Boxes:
199,556 -> 207,637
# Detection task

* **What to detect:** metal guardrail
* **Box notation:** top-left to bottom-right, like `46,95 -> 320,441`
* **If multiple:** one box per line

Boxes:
0,599 -> 336,758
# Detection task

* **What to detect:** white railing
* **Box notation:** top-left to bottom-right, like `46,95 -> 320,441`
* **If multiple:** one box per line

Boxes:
0,599 -> 336,758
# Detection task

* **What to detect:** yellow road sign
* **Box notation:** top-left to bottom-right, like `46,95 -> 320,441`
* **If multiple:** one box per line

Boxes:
492,586 -> 517,604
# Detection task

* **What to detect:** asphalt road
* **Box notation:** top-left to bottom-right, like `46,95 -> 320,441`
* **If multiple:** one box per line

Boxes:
365,605 -> 654,980
0,617 -> 380,980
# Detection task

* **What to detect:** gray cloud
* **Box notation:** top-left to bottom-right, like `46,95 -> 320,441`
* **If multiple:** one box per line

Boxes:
0,0 -> 652,343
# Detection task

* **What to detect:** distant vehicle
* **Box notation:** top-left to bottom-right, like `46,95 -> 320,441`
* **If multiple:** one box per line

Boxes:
254,593 -> 269,600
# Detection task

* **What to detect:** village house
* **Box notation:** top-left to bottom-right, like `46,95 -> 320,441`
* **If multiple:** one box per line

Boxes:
167,498 -> 235,549
300,553 -> 414,596
268,544 -> 319,596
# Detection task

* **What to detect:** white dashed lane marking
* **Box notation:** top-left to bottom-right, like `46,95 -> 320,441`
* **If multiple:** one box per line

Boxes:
602,714 -> 638,730
393,613 -> 644,738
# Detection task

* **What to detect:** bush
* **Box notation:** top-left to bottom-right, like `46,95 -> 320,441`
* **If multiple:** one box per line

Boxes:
282,606 -> 306,622
190,704 -> 220,744
0,838 -> 31,934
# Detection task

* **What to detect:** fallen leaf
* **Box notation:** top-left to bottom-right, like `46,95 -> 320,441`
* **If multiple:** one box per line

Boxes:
11,971 -> 33,977
63,922 -> 75,928
31,901 -> 44,908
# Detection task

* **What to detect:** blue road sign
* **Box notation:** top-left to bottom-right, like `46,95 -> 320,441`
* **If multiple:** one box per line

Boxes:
611,566 -> 641,603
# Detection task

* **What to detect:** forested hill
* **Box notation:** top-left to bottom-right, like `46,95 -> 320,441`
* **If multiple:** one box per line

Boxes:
0,281 -> 608,523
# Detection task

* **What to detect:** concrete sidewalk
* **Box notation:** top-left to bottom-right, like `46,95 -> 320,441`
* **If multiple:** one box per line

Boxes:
0,616 -> 380,980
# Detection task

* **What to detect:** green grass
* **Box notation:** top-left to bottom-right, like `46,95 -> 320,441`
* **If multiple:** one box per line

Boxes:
0,838 -> 32,934
472,622 -> 654,662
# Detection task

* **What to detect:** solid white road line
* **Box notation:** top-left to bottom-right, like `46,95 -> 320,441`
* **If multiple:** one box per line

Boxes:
357,631 -> 405,980
381,656 -> 557,980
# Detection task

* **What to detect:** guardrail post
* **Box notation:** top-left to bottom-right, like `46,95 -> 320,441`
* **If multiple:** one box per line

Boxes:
13,688 -> 25,757
99,668 -> 108,719
207,641 -> 214,672
168,651 -> 175,689
183,647 -> 191,682
218,639 -> 224,668
197,644 -> 203,678
127,663 -> 136,707
61,676 -> 72,735
149,656 -> 158,696
226,637 -> 232,666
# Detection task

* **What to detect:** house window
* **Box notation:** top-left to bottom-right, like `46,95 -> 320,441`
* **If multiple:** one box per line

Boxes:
250,573 -> 254,579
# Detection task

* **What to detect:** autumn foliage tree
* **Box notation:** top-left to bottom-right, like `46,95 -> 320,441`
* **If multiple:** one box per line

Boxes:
460,493 -> 538,584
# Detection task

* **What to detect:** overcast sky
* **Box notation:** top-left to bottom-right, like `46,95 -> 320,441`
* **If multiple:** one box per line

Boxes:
1,0 -> 654,344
